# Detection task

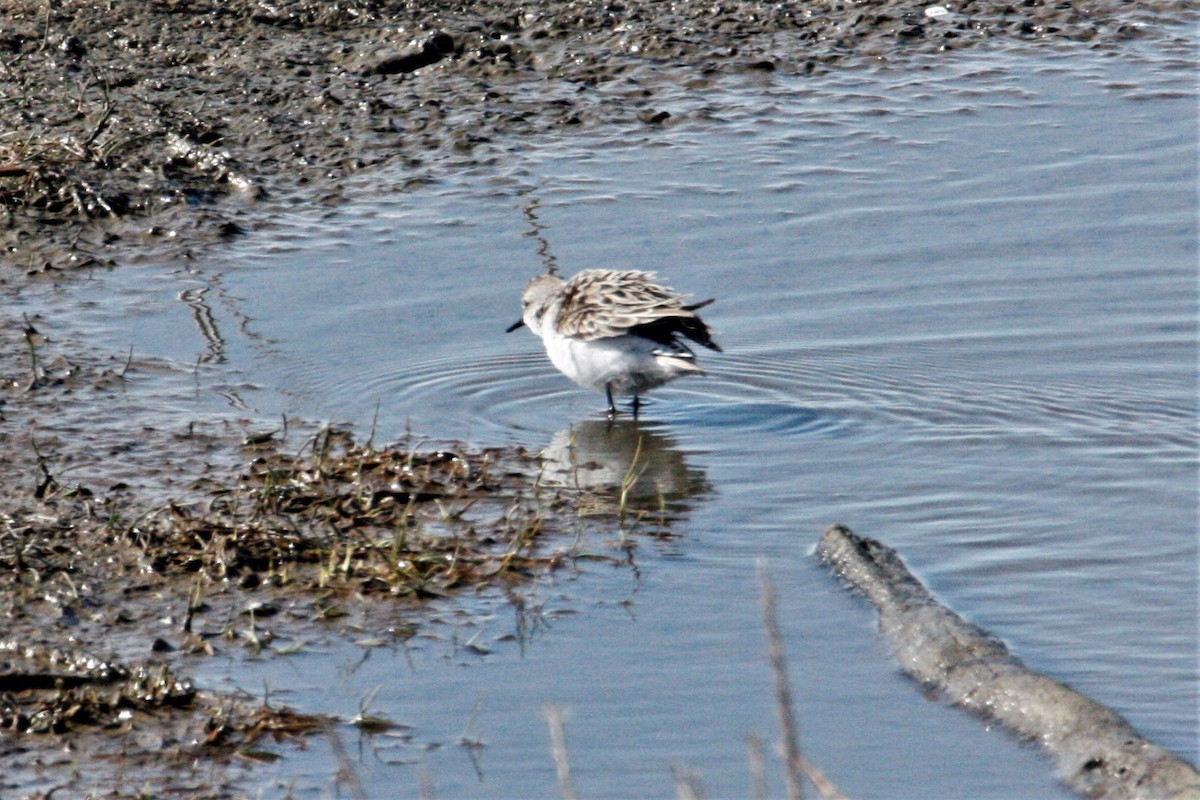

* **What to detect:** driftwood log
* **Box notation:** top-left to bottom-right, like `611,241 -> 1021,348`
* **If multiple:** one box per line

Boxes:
816,524 -> 1200,800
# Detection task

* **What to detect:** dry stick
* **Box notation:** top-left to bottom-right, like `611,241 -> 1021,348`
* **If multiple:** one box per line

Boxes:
324,720 -> 367,800
22,313 -> 43,389
119,344 -> 134,378
37,0 -> 51,52
81,66 -> 113,151
28,433 -> 58,499
418,768 -> 437,800
757,560 -> 852,800
758,559 -> 805,800
543,704 -> 577,800
815,524 -> 1200,800
745,732 -> 769,800
671,764 -> 706,800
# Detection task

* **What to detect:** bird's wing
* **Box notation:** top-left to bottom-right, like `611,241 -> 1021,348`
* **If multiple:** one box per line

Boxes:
555,270 -> 721,351
554,270 -> 693,340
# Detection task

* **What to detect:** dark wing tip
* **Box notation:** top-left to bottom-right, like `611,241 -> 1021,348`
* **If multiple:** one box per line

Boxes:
629,315 -> 721,352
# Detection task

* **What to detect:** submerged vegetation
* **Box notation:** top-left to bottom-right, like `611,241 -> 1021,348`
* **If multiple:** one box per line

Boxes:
133,427 -> 568,599
0,419 -> 665,796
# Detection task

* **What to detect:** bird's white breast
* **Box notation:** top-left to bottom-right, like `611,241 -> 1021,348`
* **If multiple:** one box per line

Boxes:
541,327 -> 685,396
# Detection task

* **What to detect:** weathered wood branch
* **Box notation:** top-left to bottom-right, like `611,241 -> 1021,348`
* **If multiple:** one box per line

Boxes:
816,524 -> 1200,800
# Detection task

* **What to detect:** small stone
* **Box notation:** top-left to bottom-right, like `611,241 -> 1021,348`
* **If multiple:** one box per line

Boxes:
637,109 -> 670,124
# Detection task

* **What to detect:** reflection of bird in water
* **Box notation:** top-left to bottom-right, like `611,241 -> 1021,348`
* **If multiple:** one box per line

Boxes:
538,418 -> 710,514
506,270 -> 721,417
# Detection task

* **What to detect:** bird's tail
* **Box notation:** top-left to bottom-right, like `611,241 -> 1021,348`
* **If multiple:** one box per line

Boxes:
654,352 -> 706,376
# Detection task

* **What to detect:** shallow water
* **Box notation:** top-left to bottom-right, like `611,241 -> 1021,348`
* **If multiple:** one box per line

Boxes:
26,36 -> 1198,799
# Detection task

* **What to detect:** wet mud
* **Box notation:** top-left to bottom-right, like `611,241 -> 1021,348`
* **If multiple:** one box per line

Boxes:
1,421 -> 612,796
0,0 -> 1191,269
1,0 -> 1196,796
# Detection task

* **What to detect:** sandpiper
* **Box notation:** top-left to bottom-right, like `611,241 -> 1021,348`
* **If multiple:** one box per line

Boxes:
506,269 -> 721,416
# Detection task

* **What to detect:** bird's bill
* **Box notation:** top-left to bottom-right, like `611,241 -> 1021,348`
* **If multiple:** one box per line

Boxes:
505,319 -> 525,333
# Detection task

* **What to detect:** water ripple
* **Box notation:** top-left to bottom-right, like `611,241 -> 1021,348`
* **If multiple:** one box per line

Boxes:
343,343 -> 1192,459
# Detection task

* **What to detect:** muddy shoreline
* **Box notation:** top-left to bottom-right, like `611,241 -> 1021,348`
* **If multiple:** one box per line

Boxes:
1,1 -> 1196,797
0,0 -> 1191,270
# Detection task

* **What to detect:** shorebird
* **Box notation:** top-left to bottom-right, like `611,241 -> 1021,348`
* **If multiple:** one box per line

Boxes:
506,269 -> 720,416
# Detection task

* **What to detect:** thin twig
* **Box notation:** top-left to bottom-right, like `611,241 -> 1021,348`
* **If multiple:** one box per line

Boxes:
29,432 -> 58,499
543,704 -> 577,800
325,720 -> 367,800
366,399 -> 381,451
758,559 -> 852,800
758,559 -> 805,800
119,344 -> 133,378
37,1 -> 52,52
80,67 -> 113,153
418,768 -> 437,800
671,764 -> 706,800
21,313 -> 43,390
458,696 -> 485,747
746,732 -> 769,800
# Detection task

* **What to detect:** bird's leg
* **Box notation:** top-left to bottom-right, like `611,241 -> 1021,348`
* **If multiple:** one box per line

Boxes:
606,384 -> 618,418
631,394 -> 641,419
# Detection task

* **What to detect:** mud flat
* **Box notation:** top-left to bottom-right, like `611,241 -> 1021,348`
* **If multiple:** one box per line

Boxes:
0,421 -> 619,796
0,0 -> 1192,269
